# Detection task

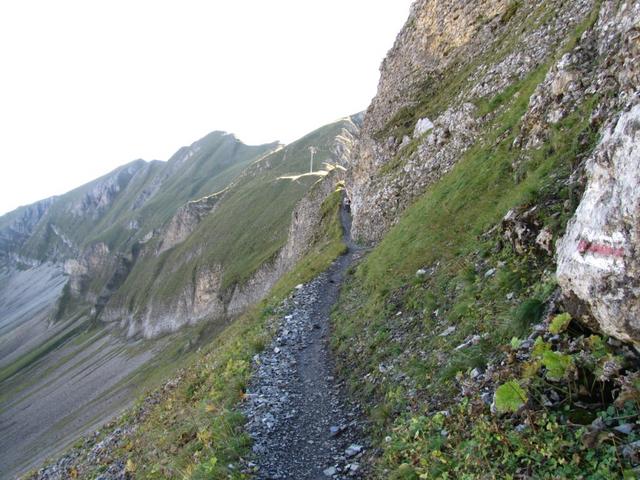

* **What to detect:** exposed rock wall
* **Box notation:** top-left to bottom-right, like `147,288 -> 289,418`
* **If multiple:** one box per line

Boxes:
347,0 -> 640,344
348,0 -> 595,243
114,264 -> 228,338
157,191 -> 224,254
0,197 -> 56,265
64,242 -> 113,300
362,0 -> 506,133
557,103 -> 640,343
501,0 -> 640,343
69,161 -> 146,218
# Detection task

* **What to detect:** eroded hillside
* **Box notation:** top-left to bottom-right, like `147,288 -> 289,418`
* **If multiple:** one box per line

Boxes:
0,118 -> 359,477
6,0 -> 640,478
334,0 -> 640,477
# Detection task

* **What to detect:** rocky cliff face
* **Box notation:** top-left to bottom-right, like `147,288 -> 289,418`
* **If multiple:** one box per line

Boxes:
522,1 -> 640,343
347,0 -> 640,344
64,242 -> 113,298
326,3 -> 640,476
500,0 -> 639,344
557,103 -> 640,343
103,263 -> 228,338
157,191 -> 224,254
69,161 -> 147,218
0,197 -> 56,265
348,0 -> 595,243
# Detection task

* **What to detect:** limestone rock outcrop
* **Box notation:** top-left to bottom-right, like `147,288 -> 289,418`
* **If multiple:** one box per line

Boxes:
157,192 -> 223,254
348,0 -> 595,244
557,104 -> 640,344
0,197 -> 56,264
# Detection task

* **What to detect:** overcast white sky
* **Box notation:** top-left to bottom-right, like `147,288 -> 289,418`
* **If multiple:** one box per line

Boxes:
0,0 -> 413,215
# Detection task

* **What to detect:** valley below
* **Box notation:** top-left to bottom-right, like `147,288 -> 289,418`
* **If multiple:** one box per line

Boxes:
2,0 -> 640,478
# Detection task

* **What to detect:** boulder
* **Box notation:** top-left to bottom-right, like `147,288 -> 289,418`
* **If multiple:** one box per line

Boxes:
413,117 -> 434,138
557,104 -> 640,344
501,207 -> 540,254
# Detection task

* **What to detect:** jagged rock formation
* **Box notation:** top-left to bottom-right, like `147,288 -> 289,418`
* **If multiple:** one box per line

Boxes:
346,0 -> 640,345
535,0 -> 640,344
348,0 -> 595,244
0,197 -> 57,265
157,191 -> 224,254
69,161 -> 146,218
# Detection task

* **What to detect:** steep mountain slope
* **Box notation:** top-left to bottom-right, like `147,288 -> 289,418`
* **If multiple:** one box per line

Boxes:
1,132 -> 276,367
1,132 -> 275,266
7,0 -> 640,478
332,0 -> 640,477
102,118 -> 359,338
0,117 -> 359,478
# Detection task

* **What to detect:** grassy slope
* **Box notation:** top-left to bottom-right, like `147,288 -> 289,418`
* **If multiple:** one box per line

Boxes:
93,133 -> 280,251
13,133 -> 276,262
332,2 -> 640,478
0,133 -> 276,402
64,187 -> 347,479
111,120 -> 351,315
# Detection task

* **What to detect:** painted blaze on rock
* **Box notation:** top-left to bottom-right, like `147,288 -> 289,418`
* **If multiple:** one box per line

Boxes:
557,103 -> 640,344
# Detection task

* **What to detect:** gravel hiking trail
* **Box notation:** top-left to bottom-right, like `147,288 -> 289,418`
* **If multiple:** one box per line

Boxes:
242,198 -> 368,479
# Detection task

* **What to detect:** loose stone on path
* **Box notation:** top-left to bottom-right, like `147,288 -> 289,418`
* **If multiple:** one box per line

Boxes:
241,251 -> 367,479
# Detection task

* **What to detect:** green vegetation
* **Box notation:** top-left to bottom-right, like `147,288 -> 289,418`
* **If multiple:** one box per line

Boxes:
383,403 -> 632,479
110,120 -> 351,318
494,380 -> 528,413
380,320 -> 640,479
513,298 -> 545,336
79,184 -> 348,479
549,312 -> 572,334
18,133 -> 276,261
374,0 -> 602,153
330,3 -> 634,477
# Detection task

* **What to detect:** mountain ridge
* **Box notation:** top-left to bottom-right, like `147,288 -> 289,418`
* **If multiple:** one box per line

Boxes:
4,0 -> 640,477
0,115 -> 359,477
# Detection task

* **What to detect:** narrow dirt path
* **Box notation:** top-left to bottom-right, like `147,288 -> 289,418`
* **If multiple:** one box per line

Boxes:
241,198 -> 367,479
